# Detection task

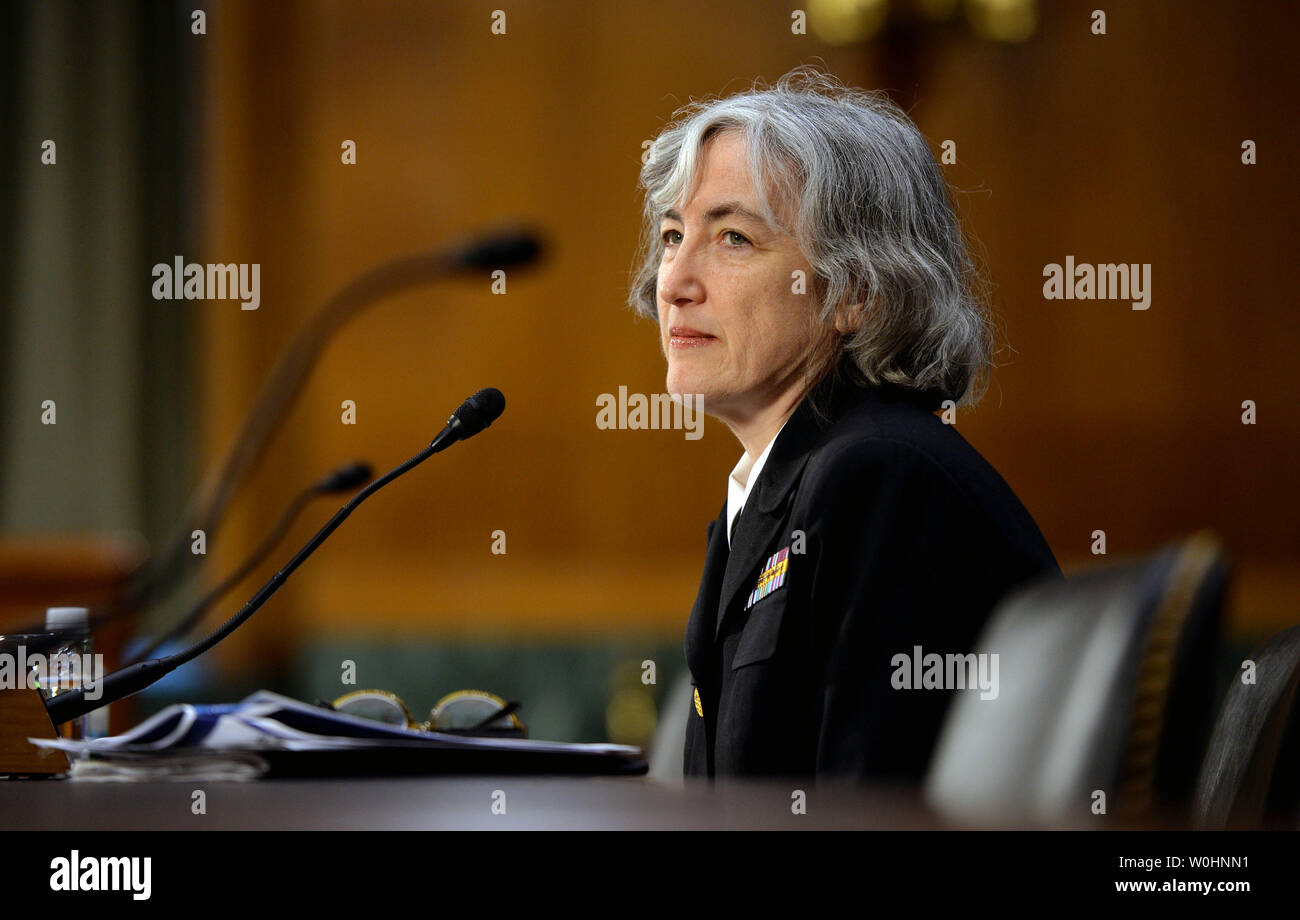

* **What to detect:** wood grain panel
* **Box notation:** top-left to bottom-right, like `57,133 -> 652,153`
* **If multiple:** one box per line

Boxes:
194,1 -> 1298,675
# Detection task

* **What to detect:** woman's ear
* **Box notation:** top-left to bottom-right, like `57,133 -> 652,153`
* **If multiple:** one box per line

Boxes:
833,300 -> 867,334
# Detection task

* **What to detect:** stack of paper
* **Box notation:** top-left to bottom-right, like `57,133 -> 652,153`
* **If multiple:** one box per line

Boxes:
30,691 -> 647,780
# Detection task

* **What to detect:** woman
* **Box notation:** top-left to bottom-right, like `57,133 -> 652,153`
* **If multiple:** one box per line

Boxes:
630,67 -> 1061,782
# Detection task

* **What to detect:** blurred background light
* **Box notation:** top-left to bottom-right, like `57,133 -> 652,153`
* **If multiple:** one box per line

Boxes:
810,0 -> 891,45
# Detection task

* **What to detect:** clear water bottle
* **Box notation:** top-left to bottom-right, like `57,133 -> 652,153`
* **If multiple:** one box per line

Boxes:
39,607 -> 93,743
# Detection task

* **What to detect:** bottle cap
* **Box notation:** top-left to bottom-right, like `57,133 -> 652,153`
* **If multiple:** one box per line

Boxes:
45,606 -> 90,631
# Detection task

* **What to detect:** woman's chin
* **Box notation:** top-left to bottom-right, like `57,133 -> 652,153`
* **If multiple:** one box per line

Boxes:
666,373 -> 711,401
667,359 -> 718,393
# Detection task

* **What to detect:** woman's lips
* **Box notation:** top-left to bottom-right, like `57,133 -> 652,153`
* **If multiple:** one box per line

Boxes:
669,327 -> 717,349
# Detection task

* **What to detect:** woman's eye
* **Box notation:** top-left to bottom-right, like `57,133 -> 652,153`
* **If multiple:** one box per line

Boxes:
723,230 -> 750,247
661,229 -> 682,245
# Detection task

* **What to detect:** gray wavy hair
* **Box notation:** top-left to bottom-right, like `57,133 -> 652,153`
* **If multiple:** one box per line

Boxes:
629,66 -> 994,407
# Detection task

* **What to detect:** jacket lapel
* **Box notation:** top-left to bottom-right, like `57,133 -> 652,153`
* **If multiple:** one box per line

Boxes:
684,503 -> 729,686
713,408 -> 818,642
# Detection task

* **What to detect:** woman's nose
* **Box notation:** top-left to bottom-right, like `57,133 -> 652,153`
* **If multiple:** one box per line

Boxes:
658,241 -> 707,308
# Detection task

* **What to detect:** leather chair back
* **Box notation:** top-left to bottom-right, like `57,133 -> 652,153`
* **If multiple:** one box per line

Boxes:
925,531 -> 1227,824
1194,624 -> 1300,828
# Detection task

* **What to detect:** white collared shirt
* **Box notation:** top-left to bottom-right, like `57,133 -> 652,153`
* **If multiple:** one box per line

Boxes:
725,419 -> 789,548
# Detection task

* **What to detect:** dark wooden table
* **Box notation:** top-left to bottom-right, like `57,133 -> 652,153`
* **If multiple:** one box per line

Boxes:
0,775 -> 968,830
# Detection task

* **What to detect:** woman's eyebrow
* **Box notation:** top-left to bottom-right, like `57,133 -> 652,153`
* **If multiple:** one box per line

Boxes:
661,202 -> 771,227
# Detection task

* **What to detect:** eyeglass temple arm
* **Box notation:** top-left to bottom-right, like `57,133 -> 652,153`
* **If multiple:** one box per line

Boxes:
467,701 -> 521,731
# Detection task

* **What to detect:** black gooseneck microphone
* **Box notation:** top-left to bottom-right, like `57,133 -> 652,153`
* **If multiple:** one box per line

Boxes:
45,388 -> 506,726
123,461 -> 374,666
7,230 -> 540,639
100,229 -> 541,629
10,462 -> 374,664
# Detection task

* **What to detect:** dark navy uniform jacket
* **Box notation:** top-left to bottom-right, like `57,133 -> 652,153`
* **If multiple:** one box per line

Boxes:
682,374 -> 1061,782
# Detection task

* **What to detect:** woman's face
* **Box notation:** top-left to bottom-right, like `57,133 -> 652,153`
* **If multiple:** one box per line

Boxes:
656,130 -> 825,430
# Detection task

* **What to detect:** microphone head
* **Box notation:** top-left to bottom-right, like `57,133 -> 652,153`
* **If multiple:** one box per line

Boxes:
449,388 -> 506,441
318,461 -> 373,493
447,229 -> 543,272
